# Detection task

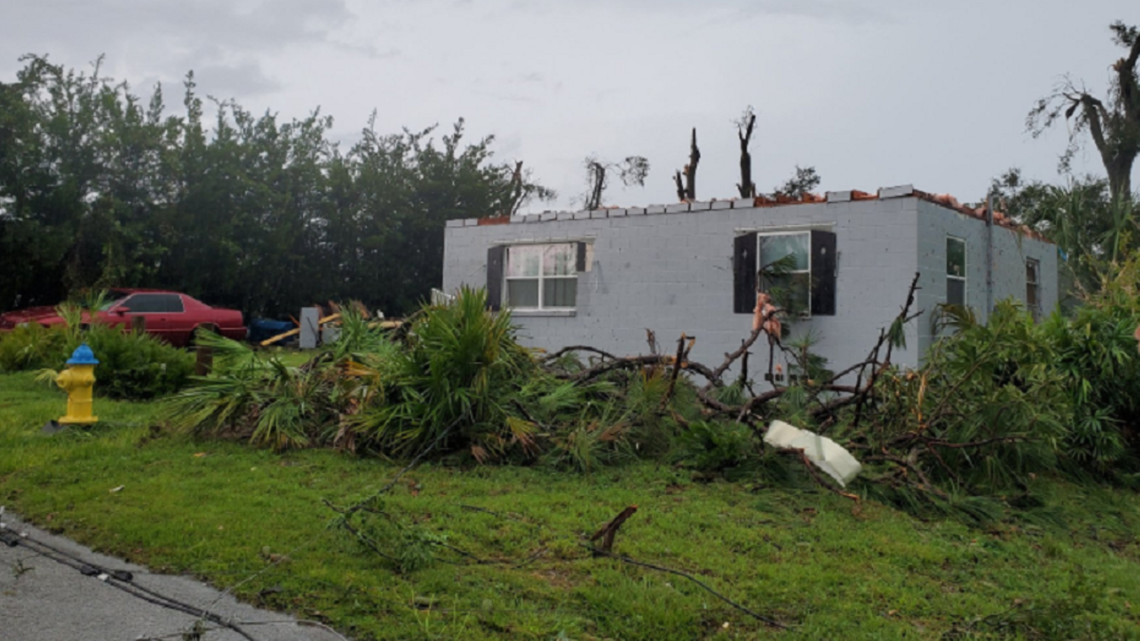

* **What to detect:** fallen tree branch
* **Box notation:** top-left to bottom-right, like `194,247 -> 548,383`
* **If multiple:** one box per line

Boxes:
542,345 -> 620,362
580,544 -> 787,629
573,354 -> 719,385
660,335 -> 695,409
589,505 -> 638,553
794,450 -> 861,502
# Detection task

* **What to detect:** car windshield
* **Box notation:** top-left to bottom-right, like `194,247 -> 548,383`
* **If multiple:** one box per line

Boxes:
98,291 -> 129,310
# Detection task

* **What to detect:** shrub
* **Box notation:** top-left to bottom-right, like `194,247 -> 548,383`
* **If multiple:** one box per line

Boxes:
82,324 -> 195,399
1042,284 -> 1140,470
674,419 -> 756,474
0,323 -> 68,371
849,301 -> 1072,502
0,320 -> 193,400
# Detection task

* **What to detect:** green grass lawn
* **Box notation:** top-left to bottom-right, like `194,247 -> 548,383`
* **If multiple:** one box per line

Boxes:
2,370 -> 1139,640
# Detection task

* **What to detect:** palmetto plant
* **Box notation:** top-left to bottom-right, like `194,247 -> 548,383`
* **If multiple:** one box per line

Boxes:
350,286 -> 537,458
164,331 -> 332,450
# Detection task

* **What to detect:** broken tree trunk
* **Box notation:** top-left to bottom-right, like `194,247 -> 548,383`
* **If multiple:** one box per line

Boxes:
505,160 -> 525,216
684,128 -> 700,200
673,170 -> 686,202
590,505 -> 638,554
737,114 -> 756,198
586,161 -> 606,210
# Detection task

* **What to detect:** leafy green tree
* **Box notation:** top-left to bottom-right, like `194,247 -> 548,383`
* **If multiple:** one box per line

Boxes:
773,165 -> 821,199
0,56 -> 554,318
983,168 -> 1138,299
581,154 -> 649,210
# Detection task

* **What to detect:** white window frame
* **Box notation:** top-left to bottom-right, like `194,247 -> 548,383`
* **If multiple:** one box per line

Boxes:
946,236 -> 967,307
504,242 -> 578,311
757,231 -> 812,318
1026,258 -> 1040,321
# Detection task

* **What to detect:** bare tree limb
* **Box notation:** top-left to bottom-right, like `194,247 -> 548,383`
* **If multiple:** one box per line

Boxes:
684,127 -> 700,200
542,345 -> 619,362
580,545 -> 787,629
589,505 -> 638,553
736,109 -> 757,198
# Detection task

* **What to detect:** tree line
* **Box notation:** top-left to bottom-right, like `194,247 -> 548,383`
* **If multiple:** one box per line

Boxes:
2,19 -> 1134,320
0,55 -> 553,318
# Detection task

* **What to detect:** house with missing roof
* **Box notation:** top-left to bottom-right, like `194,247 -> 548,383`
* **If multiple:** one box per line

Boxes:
441,185 -> 1058,379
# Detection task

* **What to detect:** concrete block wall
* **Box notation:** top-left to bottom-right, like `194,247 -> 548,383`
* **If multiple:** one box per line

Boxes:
443,195 -> 924,379
915,200 -> 1059,355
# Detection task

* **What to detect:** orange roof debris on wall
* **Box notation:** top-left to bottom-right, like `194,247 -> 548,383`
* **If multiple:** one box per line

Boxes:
913,190 -> 1049,243
455,185 -> 1053,244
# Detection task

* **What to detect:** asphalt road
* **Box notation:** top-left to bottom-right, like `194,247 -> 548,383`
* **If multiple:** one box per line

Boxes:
0,510 -> 349,641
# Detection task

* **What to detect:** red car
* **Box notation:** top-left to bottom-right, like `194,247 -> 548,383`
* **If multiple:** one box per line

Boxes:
0,289 -> 246,347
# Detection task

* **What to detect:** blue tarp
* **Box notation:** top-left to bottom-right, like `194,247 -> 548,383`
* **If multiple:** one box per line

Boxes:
248,318 -> 295,344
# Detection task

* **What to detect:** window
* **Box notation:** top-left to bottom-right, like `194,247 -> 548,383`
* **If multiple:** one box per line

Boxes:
1026,259 -> 1040,320
121,294 -> 183,313
946,237 -> 966,306
758,233 -> 811,314
733,229 -> 836,316
488,243 -> 582,311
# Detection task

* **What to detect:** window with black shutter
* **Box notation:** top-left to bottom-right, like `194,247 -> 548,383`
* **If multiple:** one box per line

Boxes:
733,230 -> 837,316
489,242 -> 585,311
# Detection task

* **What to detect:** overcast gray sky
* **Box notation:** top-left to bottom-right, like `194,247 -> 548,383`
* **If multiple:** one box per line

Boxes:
2,0 -> 1136,211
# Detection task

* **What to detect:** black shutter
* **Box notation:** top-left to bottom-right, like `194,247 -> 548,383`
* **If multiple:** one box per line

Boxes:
486,245 -> 505,311
733,233 -> 757,314
576,241 -> 587,272
810,230 -> 837,316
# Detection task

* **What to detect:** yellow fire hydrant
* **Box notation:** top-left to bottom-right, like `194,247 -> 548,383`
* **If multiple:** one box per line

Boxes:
55,343 -> 99,425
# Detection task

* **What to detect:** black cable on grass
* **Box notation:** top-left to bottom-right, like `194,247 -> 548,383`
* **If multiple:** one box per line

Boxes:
6,530 -> 256,640
143,617 -> 353,641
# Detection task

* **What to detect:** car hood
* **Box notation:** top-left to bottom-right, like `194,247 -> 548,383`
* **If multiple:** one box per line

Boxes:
0,306 -> 62,324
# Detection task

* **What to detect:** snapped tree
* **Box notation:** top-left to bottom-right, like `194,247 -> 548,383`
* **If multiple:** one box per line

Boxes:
735,106 -> 757,199
1028,20 -> 1140,200
673,127 -> 701,201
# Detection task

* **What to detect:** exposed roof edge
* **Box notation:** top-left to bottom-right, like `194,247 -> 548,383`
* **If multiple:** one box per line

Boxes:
912,189 -> 1052,244
453,185 -> 1053,245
